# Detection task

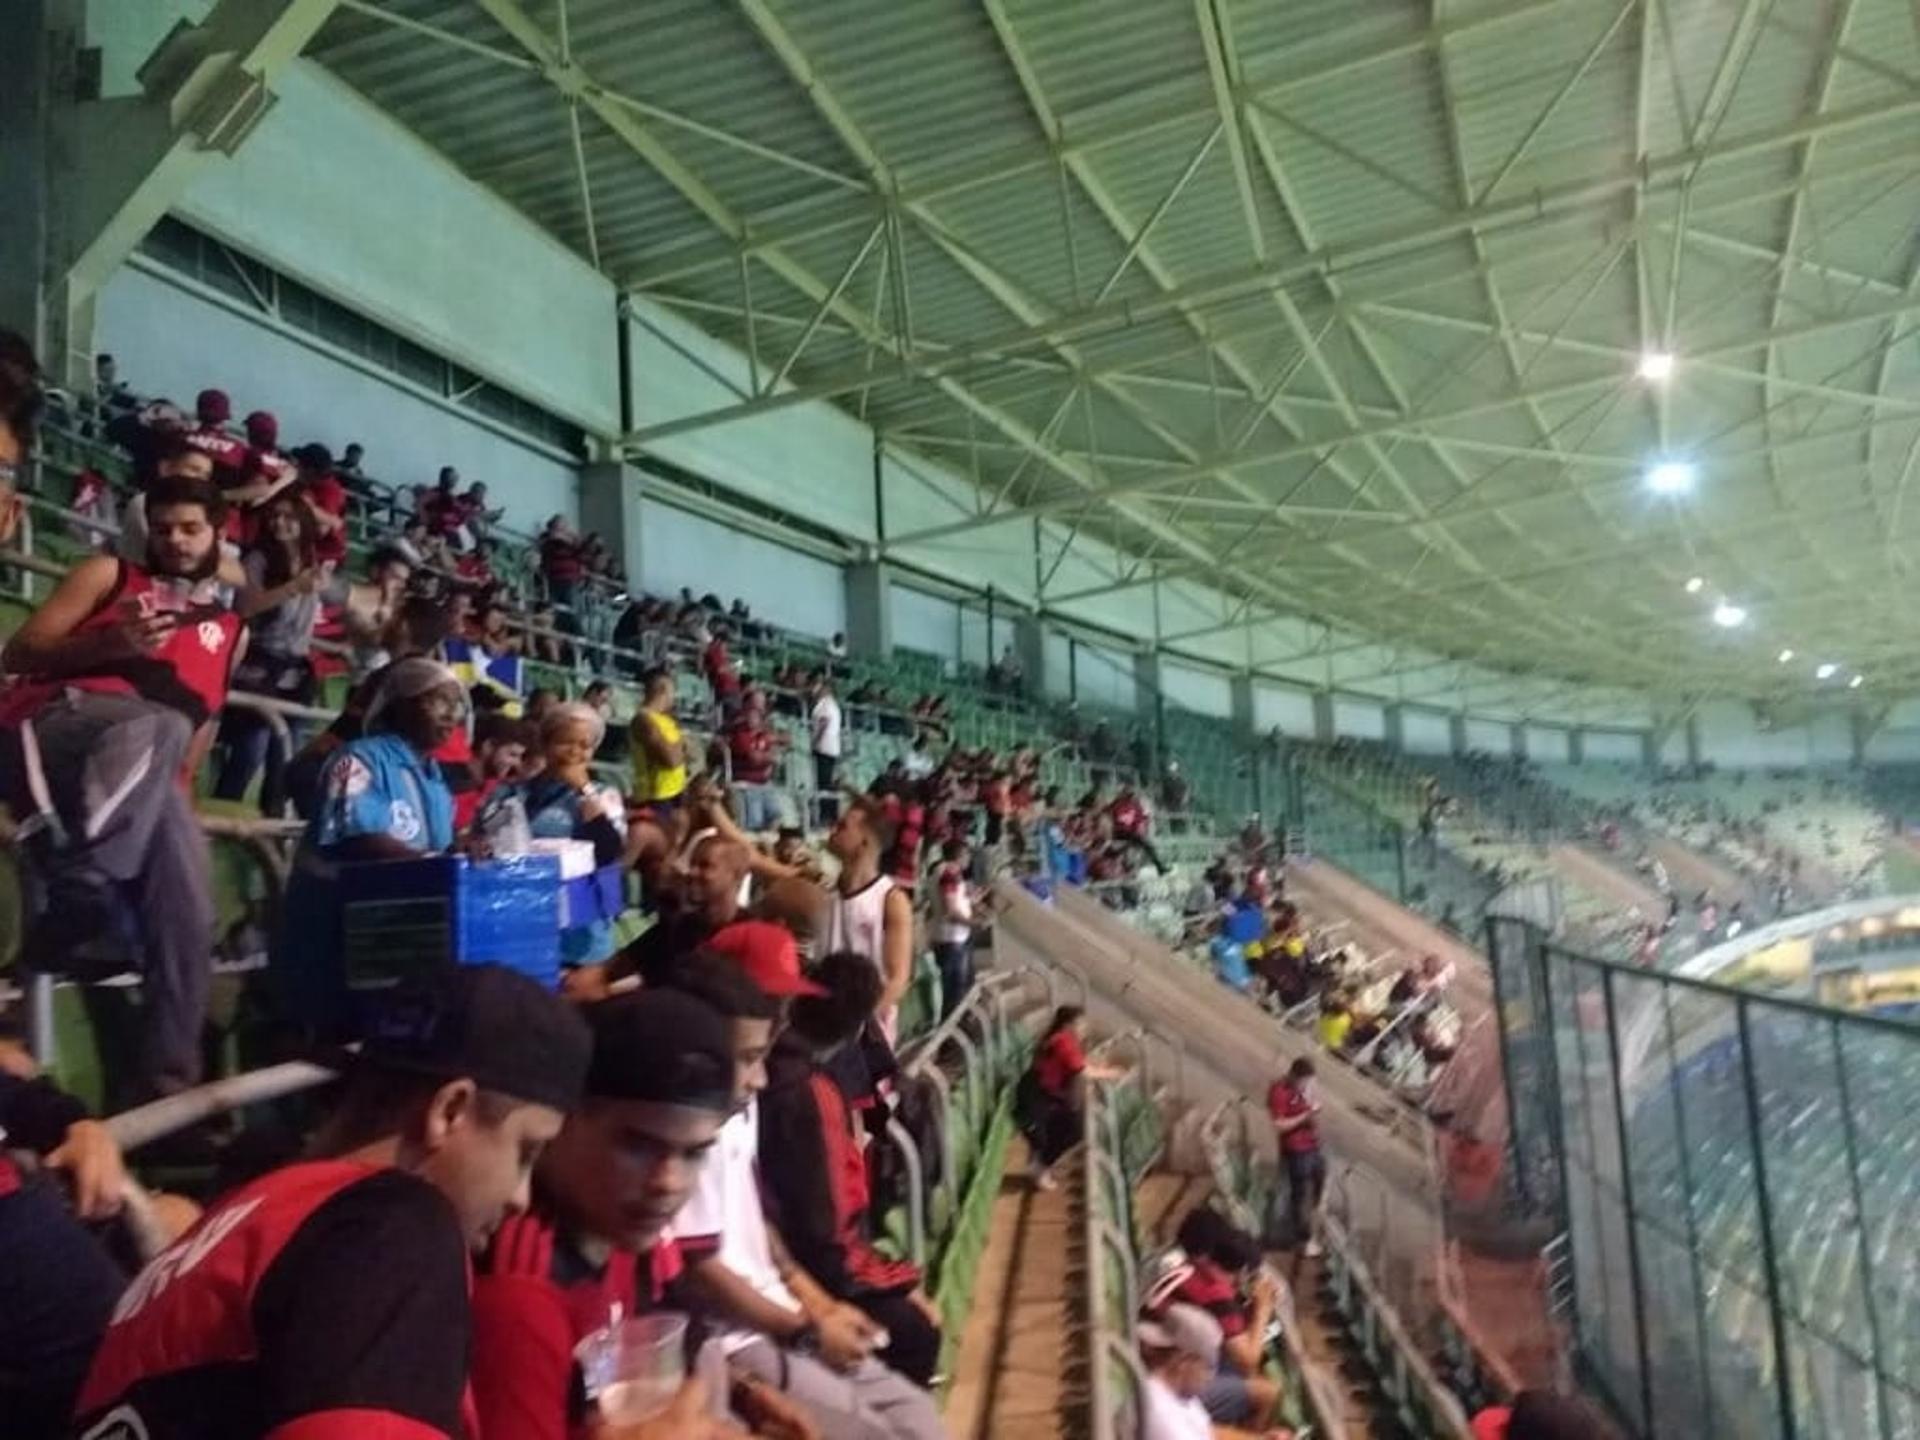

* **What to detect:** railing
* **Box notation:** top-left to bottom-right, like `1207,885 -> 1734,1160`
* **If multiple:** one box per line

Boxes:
1320,1211 -> 1479,1438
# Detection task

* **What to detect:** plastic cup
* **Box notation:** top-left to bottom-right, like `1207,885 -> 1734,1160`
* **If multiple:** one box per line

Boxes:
594,1314 -> 687,1426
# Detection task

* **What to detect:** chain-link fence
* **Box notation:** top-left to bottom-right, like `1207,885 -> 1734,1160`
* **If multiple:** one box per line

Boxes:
1486,916 -> 1920,1440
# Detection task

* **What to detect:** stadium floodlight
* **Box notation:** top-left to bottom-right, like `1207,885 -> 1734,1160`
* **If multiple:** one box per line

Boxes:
1849,675 -> 1864,689
1638,351 -> 1676,381
1777,649 -> 1794,663
1647,460 -> 1696,495
1816,662 -> 1839,680
1684,576 -> 1705,594
1711,601 -> 1746,628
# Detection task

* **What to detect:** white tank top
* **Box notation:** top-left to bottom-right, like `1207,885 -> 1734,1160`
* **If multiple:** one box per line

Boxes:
825,874 -> 898,1041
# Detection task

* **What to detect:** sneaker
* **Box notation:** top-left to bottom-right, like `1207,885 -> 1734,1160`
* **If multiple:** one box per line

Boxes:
1304,1238 -> 1323,1258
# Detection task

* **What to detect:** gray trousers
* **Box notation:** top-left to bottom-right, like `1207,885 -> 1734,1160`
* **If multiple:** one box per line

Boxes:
11,690 -> 213,1096
729,1338 -> 946,1440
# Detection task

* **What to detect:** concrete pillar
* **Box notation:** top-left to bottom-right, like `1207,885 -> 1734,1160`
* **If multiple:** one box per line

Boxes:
1311,691 -> 1335,743
0,0 -> 55,351
577,460 -> 643,584
1569,727 -> 1586,765
1685,713 -> 1704,770
1012,611 -> 1046,698
1230,673 -> 1257,744
1132,649 -> 1162,716
844,560 -> 891,658
1511,724 -> 1528,761
1383,703 -> 1405,752
1641,730 -> 1660,770
1850,711 -> 1871,767
1449,713 -> 1468,755
9,0 -> 338,385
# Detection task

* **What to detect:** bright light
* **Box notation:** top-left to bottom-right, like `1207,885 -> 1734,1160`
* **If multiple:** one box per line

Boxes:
1647,460 -> 1696,495
1684,576 -> 1705,594
1711,601 -> 1747,628
1850,675 -> 1865,689
1777,648 -> 1794,663
1639,351 -> 1676,381
1816,662 -> 1839,680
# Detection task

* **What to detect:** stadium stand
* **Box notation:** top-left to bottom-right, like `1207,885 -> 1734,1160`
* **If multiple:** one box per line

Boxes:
16,8 -> 1920,1440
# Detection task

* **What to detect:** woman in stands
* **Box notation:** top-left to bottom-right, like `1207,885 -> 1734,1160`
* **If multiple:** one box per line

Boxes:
1015,1005 -> 1123,1190
478,701 -> 627,968
214,490 -> 322,815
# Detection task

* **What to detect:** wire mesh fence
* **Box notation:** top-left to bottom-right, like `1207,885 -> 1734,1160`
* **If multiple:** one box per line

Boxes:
1485,916 -> 1920,1440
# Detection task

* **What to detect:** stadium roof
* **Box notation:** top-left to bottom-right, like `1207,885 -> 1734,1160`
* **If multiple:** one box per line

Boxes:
308,0 -> 1920,701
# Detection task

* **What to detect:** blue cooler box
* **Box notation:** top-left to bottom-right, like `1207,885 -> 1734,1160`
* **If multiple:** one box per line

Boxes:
343,854 -> 564,993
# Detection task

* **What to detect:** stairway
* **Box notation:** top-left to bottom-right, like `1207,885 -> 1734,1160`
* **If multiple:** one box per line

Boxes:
1279,1248 -> 1411,1440
943,1136 -> 1078,1440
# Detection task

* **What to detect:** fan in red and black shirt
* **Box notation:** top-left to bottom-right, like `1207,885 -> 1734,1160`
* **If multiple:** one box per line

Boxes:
470,989 -> 740,1440
69,966 -> 591,1440
758,951 -> 945,1390
1157,1208 -> 1284,1428
182,388 -> 249,494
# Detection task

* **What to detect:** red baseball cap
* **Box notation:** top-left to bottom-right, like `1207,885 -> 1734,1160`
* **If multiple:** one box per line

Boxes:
707,919 -> 826,997
196,388 -> 231,424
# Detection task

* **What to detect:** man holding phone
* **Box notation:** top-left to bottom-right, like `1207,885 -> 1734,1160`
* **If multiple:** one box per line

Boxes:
1266,1058 -> 1325,1256
0,471 -> 246,1101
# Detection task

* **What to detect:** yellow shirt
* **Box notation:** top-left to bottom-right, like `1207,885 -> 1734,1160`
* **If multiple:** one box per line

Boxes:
1317,1011 -> 1352,1052
630,709 -> 688,802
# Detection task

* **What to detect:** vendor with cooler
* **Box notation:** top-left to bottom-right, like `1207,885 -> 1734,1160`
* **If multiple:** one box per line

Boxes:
275,658 -> 463,1034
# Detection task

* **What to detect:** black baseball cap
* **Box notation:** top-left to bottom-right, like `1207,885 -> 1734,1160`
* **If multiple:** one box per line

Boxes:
359,965 -> 591,1113
583,990 -> 735,1113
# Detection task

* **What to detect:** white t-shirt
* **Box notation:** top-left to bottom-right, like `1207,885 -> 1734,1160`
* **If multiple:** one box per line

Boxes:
673,1103 -> 799,1355
810,695 -> 843,758
1140,1374 -> 1214,1440
935,864 -> 973,946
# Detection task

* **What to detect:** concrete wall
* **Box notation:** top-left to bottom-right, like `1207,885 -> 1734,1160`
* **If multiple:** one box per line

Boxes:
95,264 -> 579,533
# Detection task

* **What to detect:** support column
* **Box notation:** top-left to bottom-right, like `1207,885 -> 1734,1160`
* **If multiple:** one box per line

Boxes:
844,559 -> 891,659
1511,724 -> 1527,761
1569,727 -> 1586,765
1383,703 -> 1405,753
34,0 -> 341,384
1641,730 -> 1660,770
1311,690 -> 1335,744
1132,648 -> 1162,714
577,460 -> 643,584
0,0 -> 58,352
1449,713 -> 1468,756
1850,711 -> 1871,767
1012,611 -> 1046,698
1685,713 -> 1704,770
1230,672 -> 1256,744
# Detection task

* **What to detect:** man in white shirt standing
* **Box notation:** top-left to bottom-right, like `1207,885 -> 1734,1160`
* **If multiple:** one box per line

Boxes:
811,673 -> 844,820
931,838 -> 977,1021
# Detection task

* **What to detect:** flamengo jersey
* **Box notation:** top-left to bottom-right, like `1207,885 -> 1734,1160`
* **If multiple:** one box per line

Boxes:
73,1160 -> 477,1440
0,561 -> 243,730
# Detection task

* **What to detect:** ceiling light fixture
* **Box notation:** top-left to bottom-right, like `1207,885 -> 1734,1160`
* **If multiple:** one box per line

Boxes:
1646,460 -> 1696,495
1711,601 -> 1747,628
1777,649 -> 1794,663
1816,663 -> 1839,680
1684,576 -> 1705,594
1850,675 -> 1864,689
1638,351 -> 1676,381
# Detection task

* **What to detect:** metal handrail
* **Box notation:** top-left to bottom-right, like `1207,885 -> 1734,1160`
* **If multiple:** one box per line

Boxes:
106,1060 -> 340,1152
